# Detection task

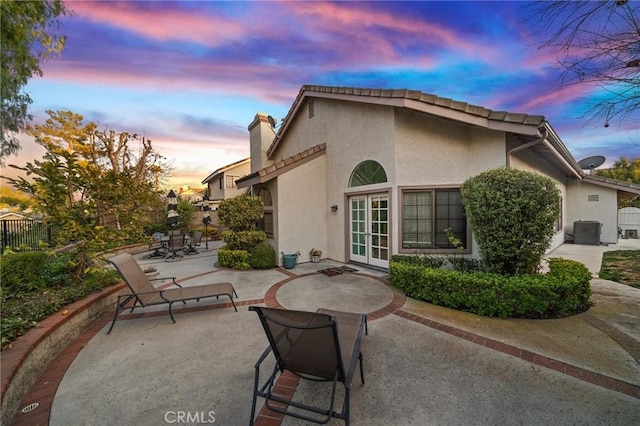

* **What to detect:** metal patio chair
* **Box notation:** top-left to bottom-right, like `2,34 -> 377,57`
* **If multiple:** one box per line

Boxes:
184,230 -> 203,255
164,232 -> 186,260
248,306 -> 367,425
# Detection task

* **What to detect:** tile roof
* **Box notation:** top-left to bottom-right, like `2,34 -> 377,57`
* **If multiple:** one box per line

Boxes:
299,85 -> 547,125
583,175 -> 640,195
267,85 -> 547,158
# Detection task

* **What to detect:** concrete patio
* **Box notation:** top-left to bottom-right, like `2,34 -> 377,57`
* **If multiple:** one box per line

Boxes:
10,239 -> 640,425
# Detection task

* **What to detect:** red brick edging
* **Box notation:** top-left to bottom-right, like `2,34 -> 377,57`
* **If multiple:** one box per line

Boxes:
0,283 -> 126,425
394,309 -> 640,400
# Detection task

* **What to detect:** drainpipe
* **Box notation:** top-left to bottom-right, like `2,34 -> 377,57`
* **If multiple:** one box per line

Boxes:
506,127 -> 548,168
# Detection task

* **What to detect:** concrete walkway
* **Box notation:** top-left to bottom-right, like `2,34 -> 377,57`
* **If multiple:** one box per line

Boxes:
11,240 -> 640,425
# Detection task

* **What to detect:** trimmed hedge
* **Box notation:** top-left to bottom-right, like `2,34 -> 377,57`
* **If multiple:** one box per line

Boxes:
248,242 -> 276,269
221,230 -> 266,251
217,246 -> 250,270
389,257 -> 592,318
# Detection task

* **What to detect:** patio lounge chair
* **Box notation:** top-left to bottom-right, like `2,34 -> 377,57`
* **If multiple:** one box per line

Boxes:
106,253 -> 238,334
248,306 -> 367,425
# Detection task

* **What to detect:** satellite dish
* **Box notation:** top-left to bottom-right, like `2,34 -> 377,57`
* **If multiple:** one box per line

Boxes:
578,155 -> 605,174
267,115 -> 277,128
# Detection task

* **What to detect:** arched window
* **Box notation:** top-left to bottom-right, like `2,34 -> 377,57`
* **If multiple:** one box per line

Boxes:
349,160 -> 387,187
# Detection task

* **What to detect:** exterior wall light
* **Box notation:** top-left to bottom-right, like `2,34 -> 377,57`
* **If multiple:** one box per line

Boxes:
331,205 -> 338,212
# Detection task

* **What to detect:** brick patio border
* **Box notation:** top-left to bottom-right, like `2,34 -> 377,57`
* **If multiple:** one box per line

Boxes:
5,267 -> 639,426
0,283 -> 125,426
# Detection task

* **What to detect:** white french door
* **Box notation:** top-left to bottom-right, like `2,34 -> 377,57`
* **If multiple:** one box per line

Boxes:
349,194 -> 389,268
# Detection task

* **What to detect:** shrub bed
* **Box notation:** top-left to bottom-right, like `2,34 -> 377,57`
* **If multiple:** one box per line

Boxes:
217,246 -> 250,270
389,257 -> 592,318
1,250 -> 120,350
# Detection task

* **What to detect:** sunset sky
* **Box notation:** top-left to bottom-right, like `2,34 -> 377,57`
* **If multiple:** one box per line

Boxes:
4,0 -> 639,191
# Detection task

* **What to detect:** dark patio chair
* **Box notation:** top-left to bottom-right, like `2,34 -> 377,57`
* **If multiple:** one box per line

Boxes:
165,232 -> 186,260
106,253 -> 238,334
147,232 -> 167,259
248,306 -> 368,425
184,230 -> 203,255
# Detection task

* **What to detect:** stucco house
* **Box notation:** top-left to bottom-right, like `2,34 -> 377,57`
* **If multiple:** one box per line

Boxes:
201,157 -> 251,210
237,85 -> 640,268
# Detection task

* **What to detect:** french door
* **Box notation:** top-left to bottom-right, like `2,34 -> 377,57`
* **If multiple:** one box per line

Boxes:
349,194 -> 389,268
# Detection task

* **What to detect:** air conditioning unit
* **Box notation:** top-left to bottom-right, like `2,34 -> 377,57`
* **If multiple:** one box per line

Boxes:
573,221 -> 601,245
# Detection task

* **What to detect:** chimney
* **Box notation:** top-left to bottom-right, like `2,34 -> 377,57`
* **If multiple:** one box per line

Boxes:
248,113 -> 275,174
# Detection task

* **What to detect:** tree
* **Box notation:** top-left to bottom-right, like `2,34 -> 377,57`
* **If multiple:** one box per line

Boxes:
0,186 -> 32,211
461,168 -> 561,276
527,1 -> 639,128
4,110 -> 169,248
595,156 -> 640,207
1,0 -> 67,163
217,195 -> 266,256
217,194 -> 265,232
176,198 -> 196,232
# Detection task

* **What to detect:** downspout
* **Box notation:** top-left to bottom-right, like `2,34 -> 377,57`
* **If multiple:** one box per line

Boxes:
506,127 -> 548,168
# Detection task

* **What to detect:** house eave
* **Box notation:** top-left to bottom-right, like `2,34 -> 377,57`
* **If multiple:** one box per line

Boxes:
582,175 -> 640,197
239,144 -> 326,188
267,85 -> 547,159
201,157 -> 250,184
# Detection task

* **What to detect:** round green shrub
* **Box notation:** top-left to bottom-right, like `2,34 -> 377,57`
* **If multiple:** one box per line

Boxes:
461,168 -> 561,275
249,242 -> 276,269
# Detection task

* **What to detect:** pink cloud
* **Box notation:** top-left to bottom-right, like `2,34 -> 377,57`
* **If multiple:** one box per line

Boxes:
284,2 -> 494,61
67,1 -> 247,46
517,84 -> 594,112
40,58 -> 301,105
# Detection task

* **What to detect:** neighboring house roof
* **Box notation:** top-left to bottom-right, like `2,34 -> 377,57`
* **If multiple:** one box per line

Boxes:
201,157 -> 250,184
0,213 -> 27,221
236,144 -> 326,187
178,187 -> 205,197
582,175 -> 640,197
266,85 -> 583,178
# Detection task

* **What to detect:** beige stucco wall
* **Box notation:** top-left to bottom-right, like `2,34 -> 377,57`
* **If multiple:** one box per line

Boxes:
209,161 -> 251,202
509,146 -> 569,251
275,155 -> 327,265
566,180 -> 618,244
266,95 -> 610,264
271,99 -> 515,262
394,110 -> 506,185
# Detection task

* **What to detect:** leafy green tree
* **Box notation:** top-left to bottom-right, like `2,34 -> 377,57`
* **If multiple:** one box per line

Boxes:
5,110 -> 168,249
217,195 -> 266,269
595,156 -> 640,183
176,198 -> 196,232
0,187 -> 32,210
595,156 -> 640,207
461,168 -> 561,276
1,0 -> 67,163
217,194 -> 264,231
